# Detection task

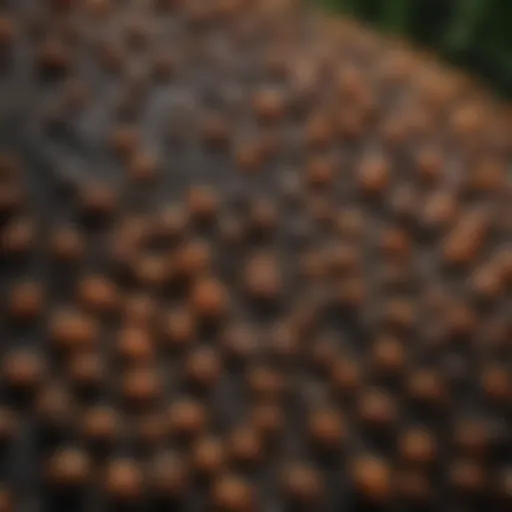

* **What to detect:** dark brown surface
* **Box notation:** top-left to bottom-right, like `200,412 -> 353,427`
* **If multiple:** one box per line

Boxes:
0,0 -> 511,511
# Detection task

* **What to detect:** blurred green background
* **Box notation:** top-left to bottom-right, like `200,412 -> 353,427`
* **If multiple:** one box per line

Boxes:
319,0 -> 512,98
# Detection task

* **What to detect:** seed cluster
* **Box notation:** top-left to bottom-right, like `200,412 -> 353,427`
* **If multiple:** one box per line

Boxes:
0,0 -> 511,510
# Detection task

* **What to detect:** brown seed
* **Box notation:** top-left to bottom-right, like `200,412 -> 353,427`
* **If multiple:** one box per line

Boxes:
168,399 -> 207,439
220,323 -> 258,362
150,452 -> 190,497
379,227 -> 411,261
480,364 -> 510,402
81,406 -> 120,445
308,336 -> 338,375
236,140 -> 266,173
357,388 -> 397,428
358,156 -> 390,196
98,39 -> 125,72
0,16 -> 15,48
211,473 -> 254,512
185,347 -> 222,388
335,208 -> 365,239
123,293 -> 157,328
329,356 -> 363,395
192,436 -> 226,477
252,88 -> 285,123
0,182 -> 24,215
471,264 -> 502,302
79,183 -> 117,218
421,191 -> 459,232
190,277 -> 228,320
449,459 -> 486,494
416,146 -> 443,183
244,252 -> 282,302
110,125 -> 139,159
122,366 -> 162,406
370,335 -> 405,376
7,280 -> 44,320
453,419 -> 490,458
248,199 -> 278,234
406,368 -> 447,406
381,299 -> 415,331
187,186 -> 218,222
443,209 -> 490,266
174,240 -> 212,280
35,382 -> 74,431
104,458 -> 143,502
497,468 -> 512,503
326,243 -> 360,277
128,151 -> 159,182
305,156 -> 335,188
305,114 -> 333,148
228,425 -> 264,466
246,365 -> 286,401
249,402 -> 284,441
0,408 -> 17,445
68,350 -> 104,390
117,325 -> 155,364
0,487 -> 12,512
133,253 -> 169,287
153,50 -> 176,80
45,448 -> 91,488
50,227 -> 84,262
399,427 -> 437,466
38,37 -> 71,74
154,205 -> 189,240
2,349 -> 45,392
1,218 -> 35,255
281,463 -> 324,504
351,454 -> 393,503
307,407 -> 346,451
201,114 -> 231,148
49,309 -> 98,352
135,412 -> 166,448
86,0 -> 112,18
77,275 -> 119,313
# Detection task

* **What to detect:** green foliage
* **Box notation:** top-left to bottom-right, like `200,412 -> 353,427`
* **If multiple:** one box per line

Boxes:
319,0 -> 512,97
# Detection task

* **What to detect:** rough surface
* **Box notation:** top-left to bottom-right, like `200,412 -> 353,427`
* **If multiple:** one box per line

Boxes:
0,1 -> 511,511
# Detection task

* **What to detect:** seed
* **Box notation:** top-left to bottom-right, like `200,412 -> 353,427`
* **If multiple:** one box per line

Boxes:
150,452 -> 190,498
280,462 -> 324,505
351,454 -> 393,503
1,218 -> 35,255
122,366 -> 162,407
77,275 -> 119,313
210,473 -> 254,512
104,458 -> 143,502
50,227 -> 84,262
357,388 -> 398,428
116,325 -> 155,364
7,280 -> 44,320
167,399 -> 207,439
2,349 -> 45,393
192,436 -> 226,477
398,427 -> 437,466
185,347 -> 222,388
81,406 -> 120,446
307,407 -> 346,451
190,277 -> 228,320
49,309 -> 98,352
45,448 -> 91,488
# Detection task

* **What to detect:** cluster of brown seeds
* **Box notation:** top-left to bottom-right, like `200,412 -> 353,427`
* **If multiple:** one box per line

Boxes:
0,0 -> 511,510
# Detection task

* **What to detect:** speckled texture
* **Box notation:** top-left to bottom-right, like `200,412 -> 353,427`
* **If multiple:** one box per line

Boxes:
0,1 -> 511,511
